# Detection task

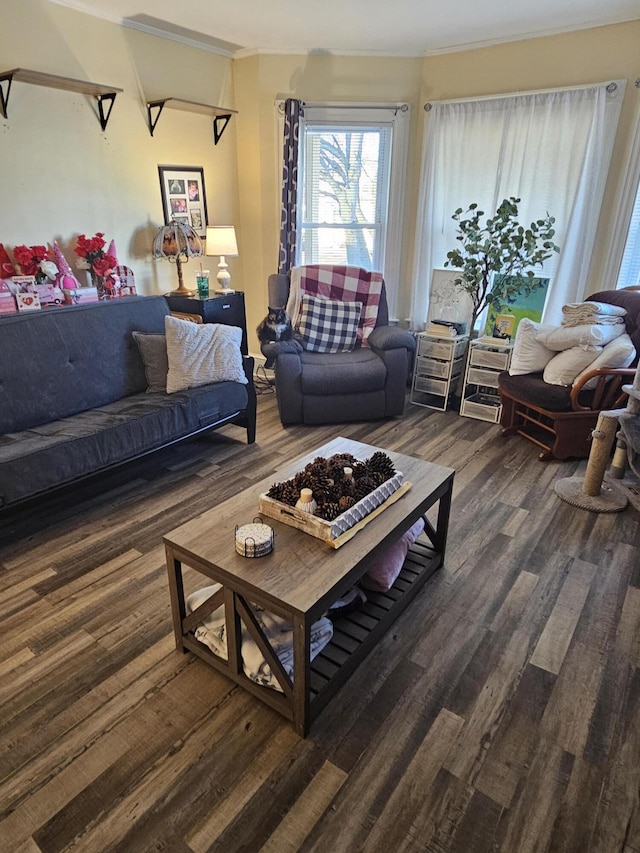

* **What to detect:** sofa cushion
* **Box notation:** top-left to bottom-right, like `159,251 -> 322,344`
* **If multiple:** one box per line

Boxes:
300,348 -> 386,395
132,331 -> 168,392
499,370 -> 587,411
165,316 -> 247,393
0,296 -> 170,434
0,383 -> 249,507
297,293 -> 362,353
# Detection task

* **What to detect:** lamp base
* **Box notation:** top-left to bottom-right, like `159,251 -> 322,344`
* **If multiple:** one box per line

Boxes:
168,285 -> 196,297
214,287 -> 235,295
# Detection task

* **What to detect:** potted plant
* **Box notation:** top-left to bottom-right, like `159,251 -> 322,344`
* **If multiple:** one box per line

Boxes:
444,197 -> 560,334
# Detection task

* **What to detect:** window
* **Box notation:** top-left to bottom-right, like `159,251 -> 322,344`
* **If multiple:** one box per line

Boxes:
410,82 -> 625,328
616,178 -> 640,289
296,104 -> 409,319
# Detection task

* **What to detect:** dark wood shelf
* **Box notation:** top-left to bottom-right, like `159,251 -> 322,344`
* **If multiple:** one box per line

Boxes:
308,540 -> 441,719
0,68 -> 122,130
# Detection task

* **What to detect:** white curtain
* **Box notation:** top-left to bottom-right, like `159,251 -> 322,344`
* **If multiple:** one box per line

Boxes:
409,81 -> 625,330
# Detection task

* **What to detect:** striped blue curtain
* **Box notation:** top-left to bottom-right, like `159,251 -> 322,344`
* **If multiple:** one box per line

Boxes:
278,98 -> 303,274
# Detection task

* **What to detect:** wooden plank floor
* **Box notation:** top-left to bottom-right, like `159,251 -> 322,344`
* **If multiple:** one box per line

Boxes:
1,389 -> 639,852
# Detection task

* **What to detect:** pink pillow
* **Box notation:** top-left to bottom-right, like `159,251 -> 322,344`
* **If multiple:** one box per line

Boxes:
361,517 -> 425,592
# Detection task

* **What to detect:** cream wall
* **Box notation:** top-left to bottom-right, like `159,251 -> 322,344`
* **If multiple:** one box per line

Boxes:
417,21 -> 640,303
235,22 -> 639,349
1,5 -> 638,356
233,52 -> 424,347
0,0 -> 239,296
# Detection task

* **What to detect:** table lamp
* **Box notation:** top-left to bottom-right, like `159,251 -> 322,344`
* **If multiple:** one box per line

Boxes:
206,225 -> 238,294
153,220 -> 203,296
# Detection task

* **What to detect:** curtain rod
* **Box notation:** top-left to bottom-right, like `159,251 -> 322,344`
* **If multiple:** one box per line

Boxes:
277,99 -> 409,115
423,79 -> 623,111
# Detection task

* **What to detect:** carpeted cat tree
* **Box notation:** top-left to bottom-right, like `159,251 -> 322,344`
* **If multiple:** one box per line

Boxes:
555,364 -> 639,513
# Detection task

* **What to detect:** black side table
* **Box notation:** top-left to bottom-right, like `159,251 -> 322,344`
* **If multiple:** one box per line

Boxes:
165,291 -> 248,355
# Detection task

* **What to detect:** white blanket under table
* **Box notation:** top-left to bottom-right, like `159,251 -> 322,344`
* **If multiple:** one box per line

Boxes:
186,584 -> 334,693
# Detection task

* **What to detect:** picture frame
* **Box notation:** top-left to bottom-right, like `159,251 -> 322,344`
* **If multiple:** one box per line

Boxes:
158,165 -> 208,238
483,275 -> 550,340
428,269 -> 474,330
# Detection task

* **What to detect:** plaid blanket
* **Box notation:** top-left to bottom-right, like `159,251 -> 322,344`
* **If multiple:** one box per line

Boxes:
287,264 -> 383,347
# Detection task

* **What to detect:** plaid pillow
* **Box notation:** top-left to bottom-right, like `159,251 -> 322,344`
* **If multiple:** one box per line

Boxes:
297,294 -> 362,353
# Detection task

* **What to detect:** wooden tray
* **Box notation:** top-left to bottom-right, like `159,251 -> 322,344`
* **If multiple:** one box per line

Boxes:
258,472 -> 408,546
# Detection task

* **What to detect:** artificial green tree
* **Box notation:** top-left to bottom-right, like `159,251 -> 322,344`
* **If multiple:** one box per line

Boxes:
444,197 -> 560,333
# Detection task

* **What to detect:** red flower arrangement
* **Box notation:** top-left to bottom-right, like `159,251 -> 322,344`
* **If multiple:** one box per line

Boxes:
13,244 -> 52,283
74,232 -> 117,297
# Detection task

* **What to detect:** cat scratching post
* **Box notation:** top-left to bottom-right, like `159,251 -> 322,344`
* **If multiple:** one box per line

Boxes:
554,411 -> 628,512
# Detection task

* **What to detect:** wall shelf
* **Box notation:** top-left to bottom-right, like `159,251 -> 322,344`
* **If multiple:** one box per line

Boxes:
0,68 -> 122,131
146,97 -> 237,144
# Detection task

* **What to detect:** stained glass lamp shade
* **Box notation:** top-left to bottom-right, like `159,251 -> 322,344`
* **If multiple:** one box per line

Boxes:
153,220 -> 203,296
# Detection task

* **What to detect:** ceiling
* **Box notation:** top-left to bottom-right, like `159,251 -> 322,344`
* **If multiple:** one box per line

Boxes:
52,0 -> 639,56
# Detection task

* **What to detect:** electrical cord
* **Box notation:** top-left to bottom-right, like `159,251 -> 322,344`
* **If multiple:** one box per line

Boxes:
253,363 -> 275,394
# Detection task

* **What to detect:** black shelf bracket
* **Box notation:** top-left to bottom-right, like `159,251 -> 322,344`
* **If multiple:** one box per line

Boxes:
147,100 -> 165,136
0,68 -> 122,130
146,97 -> 236,145
0,73 -> 13,119
96,92 -> 118,131
213,114 -> 232,145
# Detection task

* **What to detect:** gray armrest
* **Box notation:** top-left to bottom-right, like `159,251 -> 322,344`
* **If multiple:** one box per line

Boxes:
261,338 -> 303,369
368,325 -> 415,352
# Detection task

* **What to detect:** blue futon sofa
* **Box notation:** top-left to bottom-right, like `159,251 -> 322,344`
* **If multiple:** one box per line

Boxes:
0,295 -> 256,508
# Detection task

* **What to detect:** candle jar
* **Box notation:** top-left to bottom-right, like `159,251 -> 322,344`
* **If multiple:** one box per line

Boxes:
295,488 -> 317,515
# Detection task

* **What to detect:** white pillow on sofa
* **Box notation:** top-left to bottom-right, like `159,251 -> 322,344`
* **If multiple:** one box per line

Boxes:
164,316 -> 247,394
572,333 -> 636,389
535,322 -> 624,351
508,318 -> 556,376
543,346 -> 603,386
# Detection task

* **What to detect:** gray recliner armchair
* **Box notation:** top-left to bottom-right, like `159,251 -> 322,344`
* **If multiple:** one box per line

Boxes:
262,270 -> 416,425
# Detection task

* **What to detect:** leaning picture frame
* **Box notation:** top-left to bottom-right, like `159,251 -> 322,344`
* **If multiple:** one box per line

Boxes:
158,165 -> 208,238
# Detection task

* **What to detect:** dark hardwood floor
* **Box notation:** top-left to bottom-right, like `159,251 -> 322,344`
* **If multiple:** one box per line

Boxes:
1,390 -> 639,852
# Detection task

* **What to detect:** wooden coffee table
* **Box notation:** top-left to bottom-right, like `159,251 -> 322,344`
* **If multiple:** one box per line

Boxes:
164,437 -> 454,736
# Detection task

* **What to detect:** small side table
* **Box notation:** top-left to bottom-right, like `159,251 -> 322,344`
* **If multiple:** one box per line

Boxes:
165,291 -> 248,355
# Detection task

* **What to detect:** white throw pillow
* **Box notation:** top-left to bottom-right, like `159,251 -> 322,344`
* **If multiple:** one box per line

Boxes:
572,333 -> 636,389
536,323 -> 624,351
508,318 -> 556,376
164,316 -> 247,394
543,346 -> 603,386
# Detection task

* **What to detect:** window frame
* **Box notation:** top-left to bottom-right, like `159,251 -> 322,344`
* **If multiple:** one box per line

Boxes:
295,103 -> 409,320
613,107 -> 640,289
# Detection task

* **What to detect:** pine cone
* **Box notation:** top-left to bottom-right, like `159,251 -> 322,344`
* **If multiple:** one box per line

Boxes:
338,495 -> 356,512
280,482 -> 299,506
354,475 -> 377,501
365,451 -> 396,480
351,460 -> 368,479
266,481 -> 286,500
307,458 -> 330,477
307,474 -> 333,500
317,500 -> 341,521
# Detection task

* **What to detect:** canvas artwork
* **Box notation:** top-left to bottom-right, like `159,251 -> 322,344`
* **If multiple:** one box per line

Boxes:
483,275 -> 550,340
428,269 -> 474,331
